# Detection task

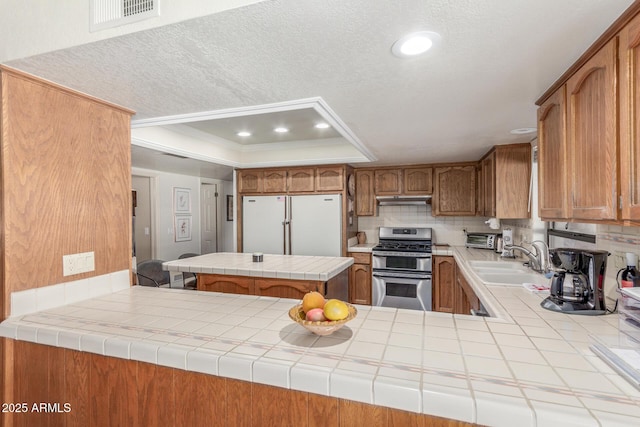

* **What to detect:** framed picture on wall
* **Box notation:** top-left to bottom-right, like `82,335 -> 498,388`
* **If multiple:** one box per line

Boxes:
227,195 -> 234,221
175,215 -> 192,242
174,187 -> 191,213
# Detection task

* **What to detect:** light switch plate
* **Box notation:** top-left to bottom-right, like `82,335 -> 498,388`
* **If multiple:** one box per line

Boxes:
63,251 -> 95,276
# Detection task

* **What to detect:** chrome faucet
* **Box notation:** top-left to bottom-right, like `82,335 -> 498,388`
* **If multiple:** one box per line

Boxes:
504,240 -> 550,274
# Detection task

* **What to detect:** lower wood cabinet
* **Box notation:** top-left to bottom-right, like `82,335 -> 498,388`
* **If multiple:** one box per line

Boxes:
3,340 -> 474,427
348,252 -> 372,305
433,256 -> 480,315
197,270 -> 349,301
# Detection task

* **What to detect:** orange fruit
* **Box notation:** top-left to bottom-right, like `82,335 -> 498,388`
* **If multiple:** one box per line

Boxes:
302,291 -> 325,313
323,299 -> 349,321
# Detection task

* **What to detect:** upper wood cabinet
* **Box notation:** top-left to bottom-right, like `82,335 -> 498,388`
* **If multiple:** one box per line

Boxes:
480,152 -> 496,217
537,86 -> 568,219
403,167 -> 433,195
374,169 -> 402,195
620,14 -> 640,220
287,168 -> 315,192
263,169 -> 288,193
480,144 -> 531,219
316,166 -> 344,191
432,165 -> 476,216
566,38 -> 618,221
238,170 -> 263,193
355,170 -> 375,216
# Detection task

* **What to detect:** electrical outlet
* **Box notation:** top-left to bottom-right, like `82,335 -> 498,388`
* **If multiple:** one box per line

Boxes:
63,251 -> 95,276
613,251 -> 636,270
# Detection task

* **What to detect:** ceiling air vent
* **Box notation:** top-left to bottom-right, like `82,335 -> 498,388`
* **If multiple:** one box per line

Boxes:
90,0 -> 160,32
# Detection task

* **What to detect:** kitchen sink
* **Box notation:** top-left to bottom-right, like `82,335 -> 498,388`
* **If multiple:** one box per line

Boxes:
467,260 -> 548,286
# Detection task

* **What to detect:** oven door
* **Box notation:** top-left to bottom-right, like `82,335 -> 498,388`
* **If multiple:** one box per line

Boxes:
372,271 -> 432,311
372,251 -> 431,273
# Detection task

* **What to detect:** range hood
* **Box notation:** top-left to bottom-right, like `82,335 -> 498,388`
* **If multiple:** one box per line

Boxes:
376,195 -> 432,206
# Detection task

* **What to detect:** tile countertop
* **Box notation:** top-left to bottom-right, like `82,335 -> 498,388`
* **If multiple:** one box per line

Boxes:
163,252 -> 354,281
1,247 -> 639,426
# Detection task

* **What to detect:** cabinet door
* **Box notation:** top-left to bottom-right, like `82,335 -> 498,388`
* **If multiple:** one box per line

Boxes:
254,278 -> 319,299
457,267 -> 480,313
316,166 -> 344,191
538,87 -> 569,219
566,39 -> 618,220
263,169 -> 288,193
432,166 -> 477,216
403,167 -> 433,195
374,169 -> 402,195
238,170 -> 263,194
197,274 -> 254,295
495,145 -> 531,219
355,170 -> 375,216
481,153 -> 496,217
433,256 -> 455,313
620,15 -> 640,220
348,252 -> 371,305
287,168 -> 315,192
476,163 -> 484,216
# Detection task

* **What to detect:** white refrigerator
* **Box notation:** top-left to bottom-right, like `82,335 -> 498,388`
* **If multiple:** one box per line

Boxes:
242,194 -> 342,256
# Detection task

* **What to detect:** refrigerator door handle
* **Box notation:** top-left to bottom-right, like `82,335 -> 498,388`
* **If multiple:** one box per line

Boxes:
287,196 -> 292,255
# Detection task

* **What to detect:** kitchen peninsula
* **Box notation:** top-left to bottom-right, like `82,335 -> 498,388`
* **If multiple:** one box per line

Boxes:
163,252 -> 353,301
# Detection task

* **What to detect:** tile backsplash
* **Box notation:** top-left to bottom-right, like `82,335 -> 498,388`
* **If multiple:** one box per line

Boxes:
357,205 -> 493,246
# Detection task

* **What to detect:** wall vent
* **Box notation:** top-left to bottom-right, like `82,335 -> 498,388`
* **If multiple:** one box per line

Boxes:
90,0 -> 159,32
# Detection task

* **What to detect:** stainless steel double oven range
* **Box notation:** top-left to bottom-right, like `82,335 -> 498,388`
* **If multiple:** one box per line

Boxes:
372,227 -> 432,311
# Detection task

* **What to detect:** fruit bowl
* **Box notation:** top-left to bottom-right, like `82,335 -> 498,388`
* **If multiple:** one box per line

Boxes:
288,303 -> 357,336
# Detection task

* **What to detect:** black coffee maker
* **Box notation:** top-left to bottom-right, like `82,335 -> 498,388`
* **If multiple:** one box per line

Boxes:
541,248 -> 609,315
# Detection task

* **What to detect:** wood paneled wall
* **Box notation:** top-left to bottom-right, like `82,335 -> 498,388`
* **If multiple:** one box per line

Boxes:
2,340 -> 475,427
0,67 -> 134,319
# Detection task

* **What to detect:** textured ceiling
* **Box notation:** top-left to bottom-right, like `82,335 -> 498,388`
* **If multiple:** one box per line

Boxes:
4,0 -> 635,178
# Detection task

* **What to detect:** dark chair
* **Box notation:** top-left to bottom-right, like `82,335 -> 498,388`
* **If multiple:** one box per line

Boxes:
178,253 -> 200,290
136,259 -> 171,287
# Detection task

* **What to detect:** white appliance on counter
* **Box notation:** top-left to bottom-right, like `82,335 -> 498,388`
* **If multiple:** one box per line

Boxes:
242,194 -> 342,256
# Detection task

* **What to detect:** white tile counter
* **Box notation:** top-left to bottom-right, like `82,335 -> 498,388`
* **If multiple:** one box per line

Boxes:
1,247 -> 639,426
163,252 -> 354,281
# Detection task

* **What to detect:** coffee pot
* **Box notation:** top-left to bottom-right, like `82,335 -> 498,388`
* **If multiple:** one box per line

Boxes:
541,248 -> 609,315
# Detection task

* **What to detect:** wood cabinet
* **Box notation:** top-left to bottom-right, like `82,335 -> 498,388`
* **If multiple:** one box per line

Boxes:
238,170 -> 263,193
287,168 -> 315,192
374,169 -> 402,195
316,166 -> 344,191
432,166 -> 477,216
197,273 -> 324,299
537,86 -> 568,219
433,256 -> 480,315
263,169 -> 288,193
404,167 -> 433,194
348,252 -> 372,305
480,153 -> 496,217
433,256 -> 455,312
4,340 -> 473,427
355,169 -> 376,216
479,144 -> 531,219
566,38 -> 618,221
619,14 -> 640,220
457,264 -> 480,314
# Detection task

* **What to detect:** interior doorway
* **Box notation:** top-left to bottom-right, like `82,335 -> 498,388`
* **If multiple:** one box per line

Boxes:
201,183 -> 218,254
132,175 -> 153,262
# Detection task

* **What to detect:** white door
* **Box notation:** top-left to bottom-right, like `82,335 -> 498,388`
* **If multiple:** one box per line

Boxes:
242,196 -> 286,254
200,183 -> 218,254
132,175 -> 152,261
290,195 -> 342,256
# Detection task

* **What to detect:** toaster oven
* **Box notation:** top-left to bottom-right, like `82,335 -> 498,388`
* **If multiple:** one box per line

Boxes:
465,232 -> 500,250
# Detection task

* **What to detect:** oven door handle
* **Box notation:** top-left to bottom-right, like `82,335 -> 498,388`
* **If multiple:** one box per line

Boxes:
372,253 -> 432,258
372,271 -> 431,280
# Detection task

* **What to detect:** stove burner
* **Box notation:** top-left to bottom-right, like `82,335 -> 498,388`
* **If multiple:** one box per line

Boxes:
374,241 -> 432,253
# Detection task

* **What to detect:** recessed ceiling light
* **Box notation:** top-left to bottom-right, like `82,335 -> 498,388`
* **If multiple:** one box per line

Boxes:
510,127 -> 537,135
315,123 -> 330,129
237,131 -> 252,137
392,31 -> 441,58
274,127 -> 289,133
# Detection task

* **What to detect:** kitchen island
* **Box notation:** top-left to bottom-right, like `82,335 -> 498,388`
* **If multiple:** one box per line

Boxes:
1,248 -> 639,426
163,252 -> 353,300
